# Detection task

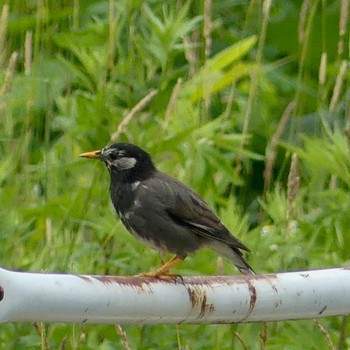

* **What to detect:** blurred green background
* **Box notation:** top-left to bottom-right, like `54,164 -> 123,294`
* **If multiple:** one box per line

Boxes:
0,0 -> 349,349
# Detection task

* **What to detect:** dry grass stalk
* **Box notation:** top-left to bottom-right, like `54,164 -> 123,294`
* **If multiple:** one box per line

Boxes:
287,153 -> 300,221
223,83 -> 236,122
58,336 -> 67,350
0,4 -> 9,67
259,322 -> 268,350
298,0 -> 310,44
264,101 -> 296,193
216,256 -> 224,275
336,315 -> 348,350
164,78 -> 182,126
234,331 -> 248,350
313,319 -> 336,350
115,324 -> 132,350
110,89 -> 158,141
329,174 -> 338,189
318,52 -> 327,86
329,60 -> 348,113
25,31 -> 33,76
204,0 -> 212,60
45,217 -> 52,247
0,51 -> 18,96
263,0 -> 272,16
33,322 -> 51,350
338,0 -> 349,56
176,325 -> 182,350
183,33 -> 198,77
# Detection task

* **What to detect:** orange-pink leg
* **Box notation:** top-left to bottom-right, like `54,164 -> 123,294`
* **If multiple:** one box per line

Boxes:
138,255 -> 184,279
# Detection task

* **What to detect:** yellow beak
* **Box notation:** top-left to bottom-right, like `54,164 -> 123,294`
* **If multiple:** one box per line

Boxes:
79,150 -> 101,159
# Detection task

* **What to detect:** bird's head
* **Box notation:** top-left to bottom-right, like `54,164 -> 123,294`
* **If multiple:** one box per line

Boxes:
80,143 -> 156,181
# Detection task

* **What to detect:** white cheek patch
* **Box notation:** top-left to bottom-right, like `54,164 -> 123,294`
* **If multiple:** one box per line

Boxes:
113,157 -> 137,170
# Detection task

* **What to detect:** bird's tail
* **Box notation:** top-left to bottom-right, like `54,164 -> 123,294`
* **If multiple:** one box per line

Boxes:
234,253 -> 255,275
209,242 -> 255,275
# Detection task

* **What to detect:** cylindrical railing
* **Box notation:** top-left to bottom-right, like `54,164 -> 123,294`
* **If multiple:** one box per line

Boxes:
0,267 -> 349,324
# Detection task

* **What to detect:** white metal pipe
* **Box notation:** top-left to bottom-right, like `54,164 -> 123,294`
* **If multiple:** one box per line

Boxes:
0,267 -> 349,324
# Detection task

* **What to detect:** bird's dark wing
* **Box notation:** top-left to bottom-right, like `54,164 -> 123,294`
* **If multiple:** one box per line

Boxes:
144,172 -> 250,252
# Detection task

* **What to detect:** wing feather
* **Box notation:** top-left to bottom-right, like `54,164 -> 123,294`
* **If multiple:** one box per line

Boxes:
144,172 -> 250,252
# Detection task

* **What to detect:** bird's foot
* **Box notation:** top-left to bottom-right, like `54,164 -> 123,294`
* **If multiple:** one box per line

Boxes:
136,270 -> 183,282
135,255 -> 184,281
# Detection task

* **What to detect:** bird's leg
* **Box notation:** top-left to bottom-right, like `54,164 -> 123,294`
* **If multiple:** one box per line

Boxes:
137,255 -> 184,280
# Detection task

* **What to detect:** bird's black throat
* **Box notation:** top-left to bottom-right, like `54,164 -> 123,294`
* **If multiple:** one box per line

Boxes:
108,161 -> 156,216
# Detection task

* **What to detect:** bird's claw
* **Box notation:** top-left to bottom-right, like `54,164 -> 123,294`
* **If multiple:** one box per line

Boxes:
136,271 -> 183,282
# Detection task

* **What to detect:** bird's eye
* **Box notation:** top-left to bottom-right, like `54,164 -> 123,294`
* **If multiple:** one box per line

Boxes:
109,152 -> 119,160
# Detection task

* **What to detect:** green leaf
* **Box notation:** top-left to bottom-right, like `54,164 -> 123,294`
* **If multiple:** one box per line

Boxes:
181,36 -> 257,101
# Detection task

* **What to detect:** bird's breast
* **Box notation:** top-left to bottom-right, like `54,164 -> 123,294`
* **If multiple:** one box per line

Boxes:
110,184 -> 130,211
110,179 -> 143,217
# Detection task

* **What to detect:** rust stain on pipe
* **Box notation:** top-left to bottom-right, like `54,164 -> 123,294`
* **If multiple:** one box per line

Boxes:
238,279 -> 257,321
186,285 -> 215,318
199,294 -> 215,318
75,274 -> 283,318
77,275 -> 160,294
187,286 -> 198,308
77,275 -> 92,283
77,274 -> 280,287
75,274 -> 284,314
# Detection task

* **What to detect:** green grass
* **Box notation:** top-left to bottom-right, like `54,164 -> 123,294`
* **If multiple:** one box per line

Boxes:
0,0 -> 349,349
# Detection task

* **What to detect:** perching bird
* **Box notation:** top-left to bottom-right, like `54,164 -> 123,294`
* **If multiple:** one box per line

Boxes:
80,143 -> 254,278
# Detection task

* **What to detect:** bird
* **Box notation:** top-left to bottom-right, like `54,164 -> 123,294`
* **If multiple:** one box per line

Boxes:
80,143 -> 254,278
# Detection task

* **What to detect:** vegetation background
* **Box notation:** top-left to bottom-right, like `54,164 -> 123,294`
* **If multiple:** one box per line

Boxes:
0,0 -> 349,349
